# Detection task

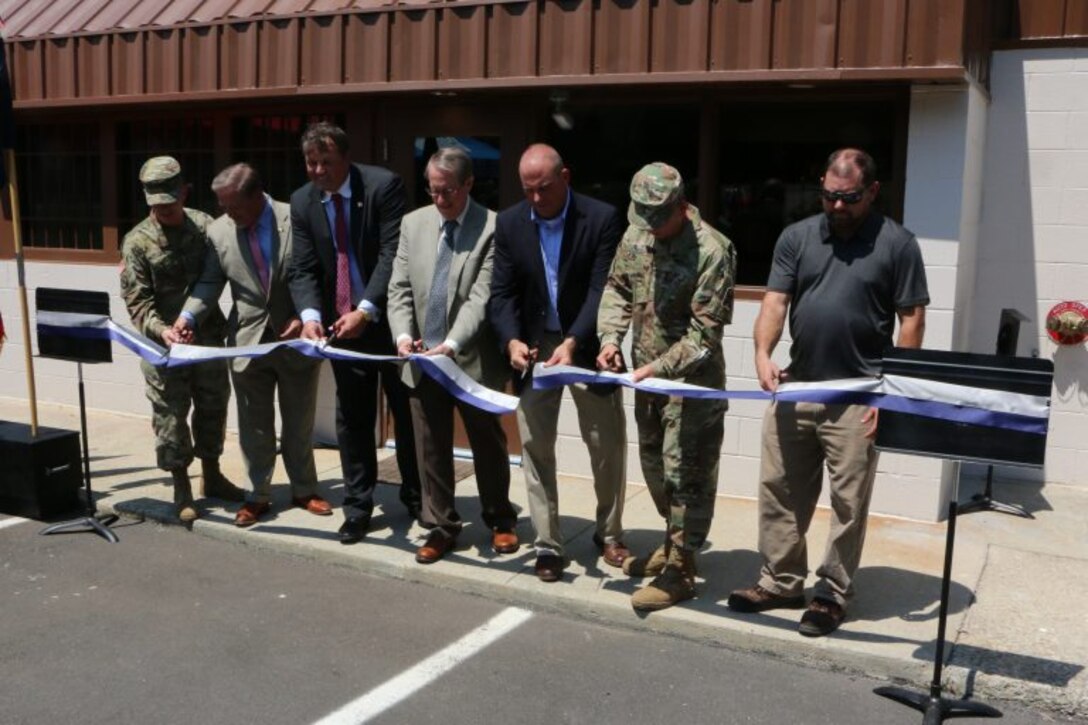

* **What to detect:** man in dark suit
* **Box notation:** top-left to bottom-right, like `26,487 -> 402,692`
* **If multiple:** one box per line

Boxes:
287,122 -> 421,544
489,143 -> 629,582
387,146 -> 518,564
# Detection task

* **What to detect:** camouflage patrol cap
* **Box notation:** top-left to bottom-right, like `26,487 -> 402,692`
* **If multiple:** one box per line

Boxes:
139,156 -> 183,206
628,162 -> 683,231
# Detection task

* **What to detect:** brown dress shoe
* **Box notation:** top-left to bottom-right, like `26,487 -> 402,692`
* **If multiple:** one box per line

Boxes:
416,531 -> 456,564
492,528 -> 519,554
534,554 -> 564,582
727,584 -> 806,613
234,501 -> 271,528
593,535 -> 631,568
293,495 -> 333,516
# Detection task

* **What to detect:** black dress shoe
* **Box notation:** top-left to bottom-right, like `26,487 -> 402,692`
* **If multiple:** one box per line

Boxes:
338,517 -> 369,545
535,554 -> 564,583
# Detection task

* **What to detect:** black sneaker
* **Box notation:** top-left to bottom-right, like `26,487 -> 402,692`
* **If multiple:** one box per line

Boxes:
798,598 -> 844,637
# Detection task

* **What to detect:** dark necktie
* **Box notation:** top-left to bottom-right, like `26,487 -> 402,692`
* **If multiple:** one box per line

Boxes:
332,192 -> 352,316
422,219 -> 458,349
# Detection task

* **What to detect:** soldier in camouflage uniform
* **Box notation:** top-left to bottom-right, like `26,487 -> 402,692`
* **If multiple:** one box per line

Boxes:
597,162 -> 736,611
119,156 -> 245,522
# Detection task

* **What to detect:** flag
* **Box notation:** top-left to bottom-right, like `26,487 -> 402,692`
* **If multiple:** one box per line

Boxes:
0,18 -> 14,187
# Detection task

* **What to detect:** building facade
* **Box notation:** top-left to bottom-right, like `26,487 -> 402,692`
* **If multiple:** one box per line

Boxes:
2,0 -> 1086,520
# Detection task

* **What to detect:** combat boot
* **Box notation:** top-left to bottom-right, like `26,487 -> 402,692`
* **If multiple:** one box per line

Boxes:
621,544 -> 667,577
630,547 -> 697,612
199,458 -> 245,501
171,469 -> 199,523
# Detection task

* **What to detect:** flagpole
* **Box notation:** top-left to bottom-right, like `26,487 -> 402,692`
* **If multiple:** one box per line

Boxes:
5,146 -> 38,435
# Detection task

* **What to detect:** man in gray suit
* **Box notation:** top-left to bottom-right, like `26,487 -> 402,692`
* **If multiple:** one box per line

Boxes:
387,147 -> 518,564
167,163 -> 331,527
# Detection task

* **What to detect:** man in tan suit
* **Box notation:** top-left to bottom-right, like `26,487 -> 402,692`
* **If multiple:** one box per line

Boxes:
387,147 -> 517,564
167,163 -> 331,527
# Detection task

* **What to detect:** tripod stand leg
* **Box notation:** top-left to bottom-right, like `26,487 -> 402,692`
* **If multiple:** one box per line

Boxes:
874,686 -> 1001,725
958,465 -> 1034,518
38,366 -> 122,544
873,501 -> 1001,723
40,516 -> 119,543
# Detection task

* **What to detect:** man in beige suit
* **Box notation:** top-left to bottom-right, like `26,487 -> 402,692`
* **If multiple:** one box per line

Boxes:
387,147 -> 517,564
167,163 -> 331,527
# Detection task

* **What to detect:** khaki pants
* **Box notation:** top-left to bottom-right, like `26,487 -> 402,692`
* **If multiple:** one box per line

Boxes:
517,339 -> 627,557
231,348 -> 320,503
757,401 -> 879,608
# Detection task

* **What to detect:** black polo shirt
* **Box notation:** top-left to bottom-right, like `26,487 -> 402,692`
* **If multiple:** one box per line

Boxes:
766,211 -> 929,381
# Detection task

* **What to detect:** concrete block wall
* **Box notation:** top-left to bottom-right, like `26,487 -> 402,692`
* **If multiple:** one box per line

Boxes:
976,47 -> 1088,488
0,260 -> 241,431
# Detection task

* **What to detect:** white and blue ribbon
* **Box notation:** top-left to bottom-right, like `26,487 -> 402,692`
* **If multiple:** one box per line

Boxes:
530,364 -> 1050,435
35,312 -> 1052,433
36,311 -> 519,415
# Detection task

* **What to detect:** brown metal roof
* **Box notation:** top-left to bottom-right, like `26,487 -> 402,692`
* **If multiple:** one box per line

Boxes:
4,0 -> 1002,109
0,0 -> 379,39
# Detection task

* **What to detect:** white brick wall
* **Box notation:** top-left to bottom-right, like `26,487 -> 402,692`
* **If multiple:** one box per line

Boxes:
977,47 -> 1088,487
0,260 -> 251,430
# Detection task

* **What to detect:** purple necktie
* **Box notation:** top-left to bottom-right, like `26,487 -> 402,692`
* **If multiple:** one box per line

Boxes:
247,225 -> 269,294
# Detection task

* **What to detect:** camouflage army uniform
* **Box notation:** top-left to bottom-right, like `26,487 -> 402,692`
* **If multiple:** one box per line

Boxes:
598,188 -> 736,554
120,209 -> 230,472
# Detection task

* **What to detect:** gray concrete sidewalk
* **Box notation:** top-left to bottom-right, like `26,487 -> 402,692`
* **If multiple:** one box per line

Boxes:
3,397 -> 1086,719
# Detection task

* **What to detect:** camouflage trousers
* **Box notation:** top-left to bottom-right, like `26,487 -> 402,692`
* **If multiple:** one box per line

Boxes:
140,359 -> 230,471
634,391 -> 726,552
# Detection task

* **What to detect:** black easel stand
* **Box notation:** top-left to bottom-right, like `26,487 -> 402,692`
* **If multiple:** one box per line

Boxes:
39,363 -> 120,543
874,500 -> 1001,724
958,464 -> 1033,518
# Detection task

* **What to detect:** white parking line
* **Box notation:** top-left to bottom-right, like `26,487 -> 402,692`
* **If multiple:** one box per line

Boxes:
0,517 -> 29,531
312,606 -> 533,725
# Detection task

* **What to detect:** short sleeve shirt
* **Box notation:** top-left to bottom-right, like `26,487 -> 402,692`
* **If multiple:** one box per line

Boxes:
766,211 -> 929,381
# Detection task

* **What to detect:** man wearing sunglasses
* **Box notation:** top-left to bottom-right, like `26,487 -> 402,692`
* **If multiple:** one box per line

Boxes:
597,162 -> 736,612
728,148 -> 929,637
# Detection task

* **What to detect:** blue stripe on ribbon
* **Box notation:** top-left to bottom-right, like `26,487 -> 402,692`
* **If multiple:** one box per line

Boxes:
37,315 -> 518,415
36,313 -> 1050,431
531,364 -> 1049,435
410,355 -> 516,416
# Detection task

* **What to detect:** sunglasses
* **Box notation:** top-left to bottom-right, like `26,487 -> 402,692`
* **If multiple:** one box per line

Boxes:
820,188 -> 867,205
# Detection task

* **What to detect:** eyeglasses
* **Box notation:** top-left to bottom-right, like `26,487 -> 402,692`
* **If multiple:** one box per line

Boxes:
426,185 -> 462,199
820,188 -> 867,205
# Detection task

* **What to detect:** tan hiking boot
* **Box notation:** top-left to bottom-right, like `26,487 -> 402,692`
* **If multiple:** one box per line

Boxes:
621,544 -> 668,577
200,458 -> 245,502
172,469 -> 199,523
630,549 -> 696,612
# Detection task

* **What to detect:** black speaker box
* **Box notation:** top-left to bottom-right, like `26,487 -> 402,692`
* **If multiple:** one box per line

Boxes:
0,421 -> 83,519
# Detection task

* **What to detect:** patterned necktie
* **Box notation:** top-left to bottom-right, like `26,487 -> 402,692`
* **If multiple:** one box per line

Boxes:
332,192 -> 352,316
247,224 -> 269,294
422,219 -> 458,349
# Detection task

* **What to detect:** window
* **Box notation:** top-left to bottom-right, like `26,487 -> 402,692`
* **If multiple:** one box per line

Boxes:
715,99 -> 901,286
15,122 -> 102,250
116,118 -> 216,233
413,136 -> 501,211
545,103 -> 701,214
232,113 -> 344,202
